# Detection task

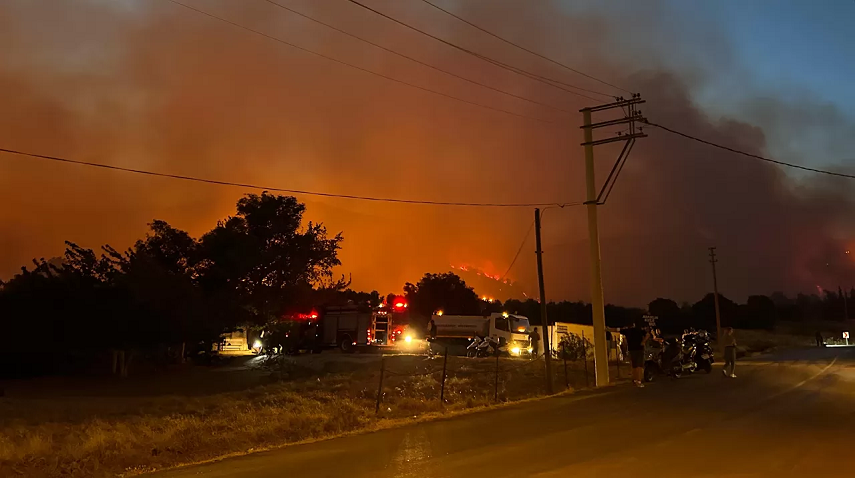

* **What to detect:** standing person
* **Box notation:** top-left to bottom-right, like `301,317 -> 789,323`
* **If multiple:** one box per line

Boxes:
722,327 -> 737,378
426,317 -> 438,356
612,322 -> 649,388
815,331 -> 824,347
529,327 -> 541,359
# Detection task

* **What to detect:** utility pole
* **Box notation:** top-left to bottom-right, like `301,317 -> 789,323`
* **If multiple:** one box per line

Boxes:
534,208 -> 553,394
580,95 -> 646,387
709,247 -> 723,350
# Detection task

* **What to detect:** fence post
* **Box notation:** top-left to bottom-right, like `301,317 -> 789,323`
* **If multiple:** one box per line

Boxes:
582,331 -> 589,387
563,348 -> 569,389
375,356 -> 386,414
440,346 -> 448,403
494,347 -> 500,402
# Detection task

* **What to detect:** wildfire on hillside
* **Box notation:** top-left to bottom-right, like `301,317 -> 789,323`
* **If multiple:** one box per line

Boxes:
450,264 -> 533,302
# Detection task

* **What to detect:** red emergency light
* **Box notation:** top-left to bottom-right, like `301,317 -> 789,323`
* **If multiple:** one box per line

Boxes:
391,297 -> 408,312
294,310 -> 319,320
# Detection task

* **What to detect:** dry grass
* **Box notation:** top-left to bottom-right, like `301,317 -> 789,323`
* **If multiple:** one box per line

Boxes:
0,354 -> 592,478
0,381 -> 372,477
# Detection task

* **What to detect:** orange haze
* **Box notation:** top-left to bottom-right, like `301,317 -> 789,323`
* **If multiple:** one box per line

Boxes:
2,1 -> 855,306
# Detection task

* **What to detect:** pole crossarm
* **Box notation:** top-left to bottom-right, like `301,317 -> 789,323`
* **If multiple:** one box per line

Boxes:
580,116 -> 642,131
581,132 -> 646,147
580,97 -> 645,113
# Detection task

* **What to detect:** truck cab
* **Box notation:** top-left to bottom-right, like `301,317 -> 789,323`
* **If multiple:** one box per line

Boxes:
492,312 -> 534,356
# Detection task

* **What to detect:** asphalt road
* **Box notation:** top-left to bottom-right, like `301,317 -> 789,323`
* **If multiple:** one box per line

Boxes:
154,347 -> 855,478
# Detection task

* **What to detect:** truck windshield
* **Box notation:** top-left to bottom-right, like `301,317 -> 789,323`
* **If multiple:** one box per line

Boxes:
510,317 -> 530,333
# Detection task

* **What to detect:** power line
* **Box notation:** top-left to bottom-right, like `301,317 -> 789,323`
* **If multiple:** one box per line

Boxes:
262,0 -> 571,114
500,219 -> 535,281
345,0 -> 611,101
646,121 -> 855,180
0,147 -> 584,208
163,0 -> 553,124
418,0 -> 633,95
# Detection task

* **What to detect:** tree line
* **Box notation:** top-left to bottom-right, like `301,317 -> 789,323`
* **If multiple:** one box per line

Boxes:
2,193 -> 849,377
0,193 -> 346,377
402,273 -> 852,335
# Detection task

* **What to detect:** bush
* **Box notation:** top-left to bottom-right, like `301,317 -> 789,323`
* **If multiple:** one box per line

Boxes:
556,333 -> 592,361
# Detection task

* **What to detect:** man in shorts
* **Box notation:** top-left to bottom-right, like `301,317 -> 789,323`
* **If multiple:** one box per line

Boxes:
613,322 -> 651,387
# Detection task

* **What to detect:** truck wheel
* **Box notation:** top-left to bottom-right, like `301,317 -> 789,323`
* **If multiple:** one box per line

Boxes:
340,335 -> 354,353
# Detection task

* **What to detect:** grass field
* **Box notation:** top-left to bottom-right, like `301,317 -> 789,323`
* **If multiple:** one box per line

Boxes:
0,326 -> 812,478
0,353 -> 592,478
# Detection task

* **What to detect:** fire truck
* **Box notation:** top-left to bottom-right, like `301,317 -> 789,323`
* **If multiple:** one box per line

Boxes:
300,296 -> 415,353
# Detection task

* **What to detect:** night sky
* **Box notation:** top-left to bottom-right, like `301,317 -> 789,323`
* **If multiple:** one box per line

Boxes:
2,0 -> 855,306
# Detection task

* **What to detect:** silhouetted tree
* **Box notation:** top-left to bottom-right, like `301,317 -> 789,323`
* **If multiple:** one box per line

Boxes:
605,304 -> 644,328
648,298 -> 679,319
648,297 -> 681,332
504,299 -> 541,323
197,192 -> 343,324
549,301 -> 591,325
403,272 -> 481,319
692,293 -> 738,330
321,288 -> 382,308
739,295 -> 777,330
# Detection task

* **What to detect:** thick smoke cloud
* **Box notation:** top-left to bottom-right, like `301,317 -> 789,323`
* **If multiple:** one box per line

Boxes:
1,0 -> 854,306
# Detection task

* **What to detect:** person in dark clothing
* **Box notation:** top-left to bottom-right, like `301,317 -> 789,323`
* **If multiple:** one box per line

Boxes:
529,328 -> 541,358
722,327 -> 737,378
612,323 -> 650,387
427,318 -> 437,340
815,331 -> 824,347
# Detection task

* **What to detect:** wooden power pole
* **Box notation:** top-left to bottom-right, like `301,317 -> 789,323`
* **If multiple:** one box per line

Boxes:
534,208 -> 553,394
709,247 -> 723,349
580,95 -> 646,387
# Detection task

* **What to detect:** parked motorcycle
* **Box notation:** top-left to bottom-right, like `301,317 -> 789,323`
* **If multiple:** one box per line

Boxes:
665,337 -> 698,378
466,336 -> 498,358
644,332 -> 711,381
687,330 -> 714,373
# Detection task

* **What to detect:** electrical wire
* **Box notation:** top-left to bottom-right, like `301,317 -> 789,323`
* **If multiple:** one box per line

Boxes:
262,0 -> 571,114
0,147 -> 584,208
499,219 -> 535,281
345,0 -> 610,101
646,122 -> 855,180
418,0 -> 634,95
163,0 -> 553,123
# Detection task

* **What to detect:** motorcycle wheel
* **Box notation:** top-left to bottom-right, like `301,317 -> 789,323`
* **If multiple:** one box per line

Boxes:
643,363 -> 655,383
701,361 -> 712,374
466,349 -> 476,358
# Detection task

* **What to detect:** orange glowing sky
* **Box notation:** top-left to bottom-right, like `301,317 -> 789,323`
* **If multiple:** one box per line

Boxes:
3,0 -> 855,306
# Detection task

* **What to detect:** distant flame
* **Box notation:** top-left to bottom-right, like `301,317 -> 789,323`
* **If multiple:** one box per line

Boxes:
451,263 -> 533,300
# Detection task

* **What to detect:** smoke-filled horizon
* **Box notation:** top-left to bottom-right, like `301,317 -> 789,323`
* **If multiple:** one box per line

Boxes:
2,0 -> 855,307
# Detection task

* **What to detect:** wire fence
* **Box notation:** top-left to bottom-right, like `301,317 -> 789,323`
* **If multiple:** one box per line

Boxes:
371,338 -> 629,414
262,332 -> 629,417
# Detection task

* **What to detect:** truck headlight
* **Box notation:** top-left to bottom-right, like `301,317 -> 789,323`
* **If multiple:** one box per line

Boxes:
404,335 -> 412,343
511,346 -> 521,355
253,340 -> 262,349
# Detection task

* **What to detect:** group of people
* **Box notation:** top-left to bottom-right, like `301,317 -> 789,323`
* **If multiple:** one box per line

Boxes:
428,317 -> 742,385
612,322 -> 738,388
